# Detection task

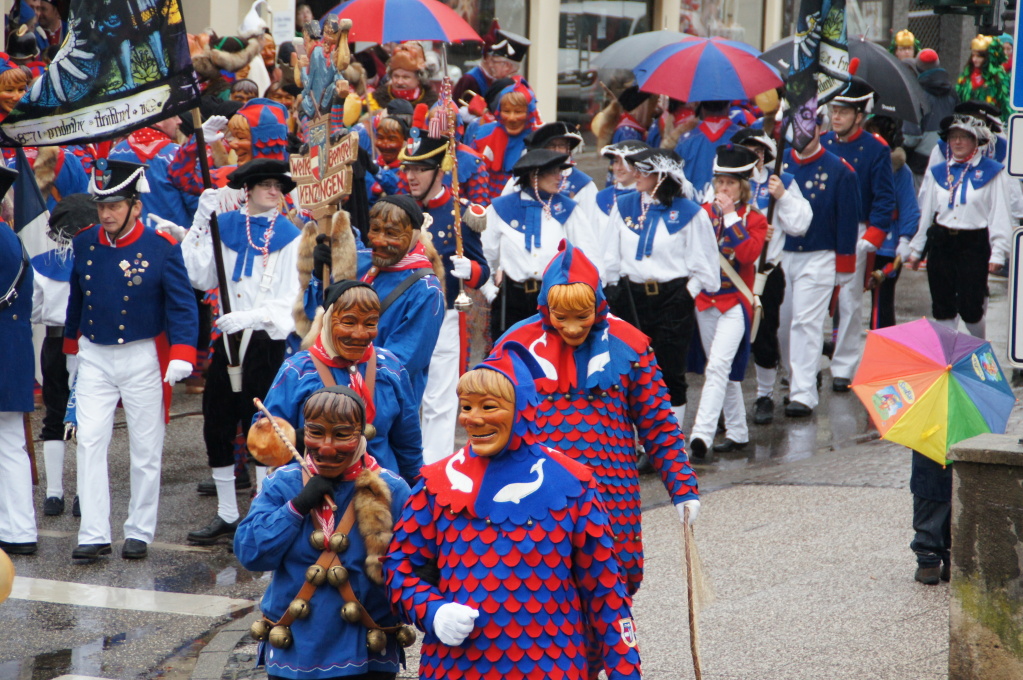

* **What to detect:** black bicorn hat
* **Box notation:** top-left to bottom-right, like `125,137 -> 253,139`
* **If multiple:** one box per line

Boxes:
712,144 -> 760,179
831,76 -> 874,112
49,193 -> 98,242
617,84 -> 652,112
398,132 -> 448,169
526,122 -> 583,153
227,158 -> 297,193
731,127 -> 776,163
490,29 -> 530,62
89,159 -> 149,203
510,149 -> 571,179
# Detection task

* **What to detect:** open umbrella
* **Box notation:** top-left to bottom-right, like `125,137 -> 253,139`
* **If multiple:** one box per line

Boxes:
760,35 -> 929,124
633,37 -> 783,102
321,0 -> 481,44
591,30 -> 690,72
851,319 -> 1016,464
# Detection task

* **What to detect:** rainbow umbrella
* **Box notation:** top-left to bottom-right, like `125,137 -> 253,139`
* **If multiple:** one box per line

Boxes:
632,36 -> 782,102
321,0 -> 481,44
852,319 -> 1016,464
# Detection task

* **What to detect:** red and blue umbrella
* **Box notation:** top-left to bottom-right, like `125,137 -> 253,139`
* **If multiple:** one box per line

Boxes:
322,0 -> 481,44
633,37 -> 782,102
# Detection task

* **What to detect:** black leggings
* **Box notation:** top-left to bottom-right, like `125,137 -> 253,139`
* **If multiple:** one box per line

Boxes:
925,226 -> 990,324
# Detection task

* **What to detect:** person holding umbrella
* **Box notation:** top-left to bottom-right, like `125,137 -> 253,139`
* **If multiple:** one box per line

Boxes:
905,114 -> 1011,340
822,77 -> 897,392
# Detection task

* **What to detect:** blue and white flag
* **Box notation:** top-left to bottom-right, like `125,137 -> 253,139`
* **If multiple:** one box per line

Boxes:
13,147 -> 49,256
787,0 -> 850,152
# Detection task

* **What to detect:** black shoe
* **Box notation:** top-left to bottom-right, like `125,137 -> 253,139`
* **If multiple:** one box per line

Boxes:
822,340 -> 835,359
941,563 -> 951,582
0,540 -> 38,555
832,377 -> 852,393
785,401 -> 813,418
122,539 -> 148,559
43,496 -> 65,516
753,397 -> 774,425
689,437 -> 709,460
187,515 -> 239,545
713,438 -> 748,453
915,565 -> 941,585
196,474 -> 252,496
72,495 -> 80,518
72,543 -> 112,562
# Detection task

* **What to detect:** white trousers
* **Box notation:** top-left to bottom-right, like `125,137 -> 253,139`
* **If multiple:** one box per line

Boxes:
692,305 -> 749,445
779,251 -> 835,409
75,338 -> 165,545
0,411 -> 37,543
830,223 -> 867,379
421,309 -> 460,465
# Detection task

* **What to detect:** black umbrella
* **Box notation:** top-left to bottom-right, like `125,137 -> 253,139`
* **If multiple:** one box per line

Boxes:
760,35 -> 930,125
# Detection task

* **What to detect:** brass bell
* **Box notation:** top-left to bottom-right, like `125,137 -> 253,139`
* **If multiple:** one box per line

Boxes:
250,619 -> 271,641
365,423 -> 377,440
340,601 -> 362,623
305,564 -> 327,586
268,625 -> 293,649
329,532 -> 350,553
327,564 -> 349,588
287,598 -> 311,620
396,625 -> 417,648
366,629 -> 388,653
309,530 -> 326,551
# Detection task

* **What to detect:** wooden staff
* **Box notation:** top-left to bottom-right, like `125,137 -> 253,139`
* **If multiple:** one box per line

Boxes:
440,77 -> 473,313
252,398 -> 336,511
683,506 -> 703,680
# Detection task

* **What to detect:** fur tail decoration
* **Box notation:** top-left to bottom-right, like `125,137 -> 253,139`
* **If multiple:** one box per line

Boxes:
354,468 -> 393,585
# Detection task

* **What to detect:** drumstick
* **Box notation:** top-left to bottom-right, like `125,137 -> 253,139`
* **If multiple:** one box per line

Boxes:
252,398 -> 337,512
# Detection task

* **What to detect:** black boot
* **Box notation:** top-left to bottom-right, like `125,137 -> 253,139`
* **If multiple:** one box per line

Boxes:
187,516 -> 239,545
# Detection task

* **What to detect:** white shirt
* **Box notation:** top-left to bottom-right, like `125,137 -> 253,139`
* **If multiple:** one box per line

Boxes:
751,167 -> 813,265
181,208 -> 302,339
604,197 -> 720,299
927,137 -> 1023,221
500,173 -> 606,257
483,191 -> 605,283
911,153 -> 1012,264
31,268 -> 71,327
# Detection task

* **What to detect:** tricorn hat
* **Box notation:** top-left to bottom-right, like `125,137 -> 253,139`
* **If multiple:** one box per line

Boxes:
510,149 -> 571,179
526,121 -> 583,153
600,139 -> 650,160
226,158 -> 297,193
89,159 -> 150,203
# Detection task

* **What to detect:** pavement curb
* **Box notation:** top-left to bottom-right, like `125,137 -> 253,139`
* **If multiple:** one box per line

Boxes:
191,612 -> 260,680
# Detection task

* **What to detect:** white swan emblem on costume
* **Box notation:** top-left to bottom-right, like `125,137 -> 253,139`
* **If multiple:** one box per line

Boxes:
446,449 -> 473,493
493,459 -> 545,504
528,334 -> 558,380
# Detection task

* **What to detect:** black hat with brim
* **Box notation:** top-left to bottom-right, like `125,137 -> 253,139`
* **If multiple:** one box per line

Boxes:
511,149 -> 571,179
831,76 -> 875,111
90,159 -> 149,203
399,134 -> 447,169
732,127 -> 776,163
227,158 -> 297,193
490,29 -> 530,62
712,144 -> 759,179
526,122 -> 583,153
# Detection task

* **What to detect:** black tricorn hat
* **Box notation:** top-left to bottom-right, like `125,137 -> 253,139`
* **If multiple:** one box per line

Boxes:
89,159 -> 149,203
526,122 -> 583,153
227,158 -> 296,193
712,144 -> 759,179
618,85 -> 651,112
49,193 -> 98,241
399,133 -> 447,168
511,149 -> 571,178
732,127 -> 776,163
831,76 -> 874,111
0,164 -> 18,198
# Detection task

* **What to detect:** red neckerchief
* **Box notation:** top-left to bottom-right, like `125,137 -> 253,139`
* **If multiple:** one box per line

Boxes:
99,219 -> 145,247
376,154 -> 401,169
617,113 -> 647,133
127,128 -> 174,163
309,337 -> 377,424
360,240 -> 433,283
698,116 -> 732,142
305,450 -> 382,540
390,85 -> 422,102
424,186 -> 452,210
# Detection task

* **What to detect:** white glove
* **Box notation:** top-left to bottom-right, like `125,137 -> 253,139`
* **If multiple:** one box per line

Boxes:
450,255 -> 473,280
195,188 -> 220,227
201,115 -> 229,144
676,499 -> 701,525
895,238 -> 913,262
164,359 -> 193,386
433,602 -> 479,646
856,237 -> 877,255
836,271 -> 856,287
149,215 -> 187,243
216,310 -> 262,335
480,279 -> 499,304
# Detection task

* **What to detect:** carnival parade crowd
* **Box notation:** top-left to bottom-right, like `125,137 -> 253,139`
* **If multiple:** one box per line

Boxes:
0,2 -> 1018,677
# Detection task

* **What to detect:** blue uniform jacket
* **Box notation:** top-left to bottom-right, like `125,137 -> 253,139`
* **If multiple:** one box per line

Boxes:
423,190 -> 489,310
674,119 -> 741,198
357,251 -> 444,404
235,464 -> 411,680
64,222 -> 198,361
109,138 -> 199,229
822,129 -> 897,245
261,348 -> 423,485
781,148 -> 861,272
0,224 -> 34,412
879,163 -> 922,258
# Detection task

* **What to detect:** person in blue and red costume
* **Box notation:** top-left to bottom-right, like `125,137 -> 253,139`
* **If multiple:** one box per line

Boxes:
497,239 -> 700,597
65,160 -> 198,563
452,20 -> 530,104
369,101 -> 412,201
687,145 -> 768,459
611,85 -> 653,146
237,386 -> 413,680
399,132 -> 489,464
822,76 -> 897,392
778,107 -> 860,417
261,280 -> 423,486
674,100 -> 742,201
471,80 -> 541,200
383,341 -> 643,680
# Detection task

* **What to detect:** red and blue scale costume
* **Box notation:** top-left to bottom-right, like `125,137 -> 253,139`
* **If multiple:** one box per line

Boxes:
384,343 -> 642,680
496,241 -> 698,596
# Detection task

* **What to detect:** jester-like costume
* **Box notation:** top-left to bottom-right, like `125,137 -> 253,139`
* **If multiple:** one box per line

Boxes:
383,343 -> 642,680
956,35 -> 1010,121
497,241 -> 698,596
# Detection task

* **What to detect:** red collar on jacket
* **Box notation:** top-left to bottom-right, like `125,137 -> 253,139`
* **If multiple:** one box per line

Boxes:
98,219 -> 145,247
789,145 -> 826,166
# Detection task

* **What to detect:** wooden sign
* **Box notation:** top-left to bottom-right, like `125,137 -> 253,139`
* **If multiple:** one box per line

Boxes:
290,117 -> 360,218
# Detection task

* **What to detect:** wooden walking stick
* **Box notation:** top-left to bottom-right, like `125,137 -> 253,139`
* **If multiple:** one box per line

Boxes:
683,505 -> 703,680
252,398 -> 336,511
